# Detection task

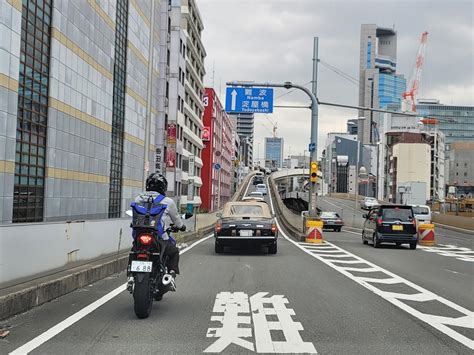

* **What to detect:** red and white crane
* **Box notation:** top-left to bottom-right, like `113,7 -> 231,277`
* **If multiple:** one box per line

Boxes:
403,31 -> 429,112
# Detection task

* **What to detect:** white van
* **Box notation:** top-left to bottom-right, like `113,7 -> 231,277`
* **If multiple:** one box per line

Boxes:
411,205 -> 432,224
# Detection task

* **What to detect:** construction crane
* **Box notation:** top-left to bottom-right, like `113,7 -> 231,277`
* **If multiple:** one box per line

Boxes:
403,31 -> 429,112
263,115 -> 278,137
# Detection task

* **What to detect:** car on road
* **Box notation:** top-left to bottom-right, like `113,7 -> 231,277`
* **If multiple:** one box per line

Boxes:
256,184 -> 267,195
265,168 -> 271,175
362,205 -> 418,249
411,204 -> 432,224
248,191 -> 264,199
360,197 -> 379,210
253,175 -> 264,185
214,201 -> 278,254
242,196 -> 266,203
320,211 -> 344,232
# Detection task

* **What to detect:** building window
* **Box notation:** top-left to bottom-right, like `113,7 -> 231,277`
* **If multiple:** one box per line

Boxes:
13,0 -> 52,222
108,0 -> 129,218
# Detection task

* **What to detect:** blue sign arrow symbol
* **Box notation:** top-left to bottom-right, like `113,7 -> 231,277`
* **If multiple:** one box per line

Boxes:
231,90 -> 237,111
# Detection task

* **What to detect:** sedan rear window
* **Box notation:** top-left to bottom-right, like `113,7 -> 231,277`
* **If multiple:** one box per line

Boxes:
229,205 -> 263,216
321,212 -> 339,218
257,184 -> 266,188
381,208 -> 413,221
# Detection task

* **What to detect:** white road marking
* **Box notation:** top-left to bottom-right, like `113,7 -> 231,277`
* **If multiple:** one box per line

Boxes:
204,292 -> 317,353
10,234 -> 214,355
267,188 -> 474,350
419,244 -> 474,262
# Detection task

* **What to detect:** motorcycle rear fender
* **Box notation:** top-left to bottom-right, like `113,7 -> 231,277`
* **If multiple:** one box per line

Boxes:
135,273 -> 146,283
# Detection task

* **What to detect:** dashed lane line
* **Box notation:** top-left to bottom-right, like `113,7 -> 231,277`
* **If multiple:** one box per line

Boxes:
267,188 -> 474,350
9,234 -> 214,355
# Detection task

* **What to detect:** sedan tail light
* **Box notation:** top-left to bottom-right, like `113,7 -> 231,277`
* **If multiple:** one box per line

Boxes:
271,223 -> 277,234
138,233 -> 153,246
215,222 -> 222,233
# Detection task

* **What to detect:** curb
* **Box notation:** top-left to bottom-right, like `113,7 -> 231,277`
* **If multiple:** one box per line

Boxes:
0,225 -> 214,322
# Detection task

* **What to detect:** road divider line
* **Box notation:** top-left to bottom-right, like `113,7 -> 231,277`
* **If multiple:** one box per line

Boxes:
9,234 -> 214,355
267,187 -> 474,350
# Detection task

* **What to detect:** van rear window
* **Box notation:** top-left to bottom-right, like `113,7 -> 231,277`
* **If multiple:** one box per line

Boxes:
412,206 -> 429,215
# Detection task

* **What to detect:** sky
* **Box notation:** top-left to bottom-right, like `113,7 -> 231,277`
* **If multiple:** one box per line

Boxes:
197,0 -> 474,161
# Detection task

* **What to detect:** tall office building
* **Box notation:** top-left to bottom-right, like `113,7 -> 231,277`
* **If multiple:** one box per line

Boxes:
0,0 -> 162,224
229,112 -> 254,167
156,0 -> 206,208
264,137 -> 284,169
358,24 -> 406,144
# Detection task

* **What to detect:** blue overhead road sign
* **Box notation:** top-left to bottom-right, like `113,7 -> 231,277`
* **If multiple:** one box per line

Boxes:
225,87 -> 273,114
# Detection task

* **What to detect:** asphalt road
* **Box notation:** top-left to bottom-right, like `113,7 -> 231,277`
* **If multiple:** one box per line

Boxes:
1,182 -> 472,354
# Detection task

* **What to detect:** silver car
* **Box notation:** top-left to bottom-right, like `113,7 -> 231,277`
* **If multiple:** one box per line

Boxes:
360,197 -> 379,210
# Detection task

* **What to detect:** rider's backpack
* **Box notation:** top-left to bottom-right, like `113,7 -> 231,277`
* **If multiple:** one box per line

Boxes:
130,192 -> 167,236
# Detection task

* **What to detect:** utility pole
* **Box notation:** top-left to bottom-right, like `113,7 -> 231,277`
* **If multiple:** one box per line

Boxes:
309,37 -> 319,217
143,0 -> 156,190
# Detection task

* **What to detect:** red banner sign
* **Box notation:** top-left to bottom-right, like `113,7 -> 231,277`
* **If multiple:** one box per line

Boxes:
167,123 -> 176,145
166,148 -> 176,168
202,126 -> 211,141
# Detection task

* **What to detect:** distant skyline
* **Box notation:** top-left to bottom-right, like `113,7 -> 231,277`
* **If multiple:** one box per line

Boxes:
199,0 -> 474,159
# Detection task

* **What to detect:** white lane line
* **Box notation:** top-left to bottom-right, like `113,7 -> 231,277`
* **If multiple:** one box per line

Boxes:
267,188 -> 474,350
10,234 -> 214,355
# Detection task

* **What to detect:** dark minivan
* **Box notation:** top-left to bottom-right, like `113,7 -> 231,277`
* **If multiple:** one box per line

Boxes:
362,205 -> 418,249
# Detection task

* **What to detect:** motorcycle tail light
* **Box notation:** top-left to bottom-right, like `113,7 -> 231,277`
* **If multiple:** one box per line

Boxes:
271,223 -> 277,233
138,233 -> 153,245
137,253 -> 148,260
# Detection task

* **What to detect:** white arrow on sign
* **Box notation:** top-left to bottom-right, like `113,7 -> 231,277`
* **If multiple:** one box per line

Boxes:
231,89 -> 237,111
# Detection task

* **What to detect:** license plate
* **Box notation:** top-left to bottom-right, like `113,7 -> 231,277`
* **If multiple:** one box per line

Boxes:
131,260 -> 152,272
240,230 -> 253,236
392,225 -> 403,231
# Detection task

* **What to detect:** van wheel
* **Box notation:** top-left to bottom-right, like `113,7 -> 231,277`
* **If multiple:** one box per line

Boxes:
215,242 -> 224,253
410,242 -> 417,250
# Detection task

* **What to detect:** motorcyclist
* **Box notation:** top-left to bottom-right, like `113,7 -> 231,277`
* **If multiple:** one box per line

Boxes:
136,172 -> 186,280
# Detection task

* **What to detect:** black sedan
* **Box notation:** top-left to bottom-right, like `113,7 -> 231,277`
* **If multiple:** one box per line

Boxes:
214,202 -> 278,254
320,211 -> 344,232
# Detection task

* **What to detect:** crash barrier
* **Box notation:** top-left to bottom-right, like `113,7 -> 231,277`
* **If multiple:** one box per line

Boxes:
231,172 -> 256,202
268,176 -> 304,241
305,220 -> 323,244
418,223 -> 436,246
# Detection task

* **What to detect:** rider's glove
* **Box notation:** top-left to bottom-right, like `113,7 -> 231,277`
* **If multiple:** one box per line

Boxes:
180,225 -> 187,232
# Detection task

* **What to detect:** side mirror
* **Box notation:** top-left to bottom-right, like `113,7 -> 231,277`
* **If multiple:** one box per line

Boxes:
362,213 -> 368,219
216,213 -> 223,218
125,210 -> 133,217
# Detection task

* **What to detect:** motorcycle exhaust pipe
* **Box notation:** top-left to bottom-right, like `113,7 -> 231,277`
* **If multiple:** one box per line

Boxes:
162,274 -> 173,286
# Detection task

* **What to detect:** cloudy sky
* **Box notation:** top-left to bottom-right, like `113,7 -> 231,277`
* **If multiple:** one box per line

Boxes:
198,0 -> 474,160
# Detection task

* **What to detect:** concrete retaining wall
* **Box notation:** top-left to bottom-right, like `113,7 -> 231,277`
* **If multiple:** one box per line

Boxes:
0,219 -> 132,285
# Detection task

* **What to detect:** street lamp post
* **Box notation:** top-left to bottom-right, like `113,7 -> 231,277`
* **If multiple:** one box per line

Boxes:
354,117 -> 366,211
368,77 -> 374,144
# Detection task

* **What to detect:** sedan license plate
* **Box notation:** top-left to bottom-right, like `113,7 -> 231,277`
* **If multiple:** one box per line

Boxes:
392,225 -> 403,231
131,260 -> 152,272
240,230 -> 253,237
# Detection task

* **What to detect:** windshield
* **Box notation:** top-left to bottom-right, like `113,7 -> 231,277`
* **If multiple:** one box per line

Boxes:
381,208 -> 413,221
412,206 -> 430,215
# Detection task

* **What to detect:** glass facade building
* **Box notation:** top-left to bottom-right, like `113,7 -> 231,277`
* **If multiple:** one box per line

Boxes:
416,103 -> 474,143
378,74 -> 406,109
264,137 -> 284,169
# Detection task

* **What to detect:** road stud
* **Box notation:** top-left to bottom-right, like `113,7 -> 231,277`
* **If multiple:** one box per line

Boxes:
305,220 -> 323,244
418,223 -> 435,246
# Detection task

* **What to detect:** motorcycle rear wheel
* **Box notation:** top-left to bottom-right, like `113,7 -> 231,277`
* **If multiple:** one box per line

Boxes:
134,273 -> 153,318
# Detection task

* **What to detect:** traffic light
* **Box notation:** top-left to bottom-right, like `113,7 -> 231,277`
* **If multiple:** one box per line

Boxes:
310,162 -> 318,183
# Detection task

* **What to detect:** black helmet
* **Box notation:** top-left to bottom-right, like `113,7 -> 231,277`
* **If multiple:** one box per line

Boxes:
146,173 -> 168,195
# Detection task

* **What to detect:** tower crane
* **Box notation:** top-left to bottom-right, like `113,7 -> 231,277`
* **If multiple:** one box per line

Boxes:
403,31 -> 429,112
